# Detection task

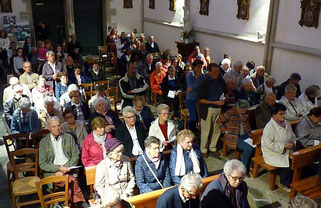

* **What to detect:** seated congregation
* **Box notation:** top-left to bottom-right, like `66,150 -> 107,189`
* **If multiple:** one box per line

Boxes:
3,28 -> 321,208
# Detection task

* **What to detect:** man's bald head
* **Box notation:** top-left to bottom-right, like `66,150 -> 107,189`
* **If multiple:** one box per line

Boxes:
264,93 -> 276,107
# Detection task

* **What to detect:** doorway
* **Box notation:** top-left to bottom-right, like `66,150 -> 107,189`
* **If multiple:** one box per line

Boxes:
31,0 -> 65,47
73,0 -> 103,55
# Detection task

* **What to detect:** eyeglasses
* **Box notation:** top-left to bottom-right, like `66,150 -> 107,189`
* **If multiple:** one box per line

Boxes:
185,189 -> 198,198
229,175 -> 245,181
125,115 -> 135,119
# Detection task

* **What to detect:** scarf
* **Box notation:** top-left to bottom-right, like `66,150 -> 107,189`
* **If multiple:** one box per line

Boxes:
146,152 -> 161,169
175,143 -> 200,176
36,85 -> 53,94
93,131 -> 106,144
273,117 -> 286,129
218,174 -> 243,208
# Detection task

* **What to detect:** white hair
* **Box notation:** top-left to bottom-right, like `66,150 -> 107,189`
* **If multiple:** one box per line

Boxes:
101,187 -> 121,206
221,58 -> 231,66
92,97 -> 110,110
223,159 -> 247,176
67,84 -> 79,93
146,53 -> 153,59
265,76 -> 276,84
47,116 -> 61,126
13,84 -> 23,92
156,104 -> 169,114
43,96 -> 54,104
156,61 -> 162,68
180,173 -> 203,192
122,106 -> 137,117
234,61 -> 243,68
285,84 -> 297,92
19,97 -> 31,109
46,51 -> 55,58
9,77 -> 19,85
242,78 -> 252,85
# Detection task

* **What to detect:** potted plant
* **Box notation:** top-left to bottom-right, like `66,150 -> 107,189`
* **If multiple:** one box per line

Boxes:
180,30 -> 194,43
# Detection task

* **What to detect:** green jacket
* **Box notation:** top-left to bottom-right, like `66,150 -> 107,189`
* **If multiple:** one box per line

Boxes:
254,101 -> 272,129
39,133 -> 79,177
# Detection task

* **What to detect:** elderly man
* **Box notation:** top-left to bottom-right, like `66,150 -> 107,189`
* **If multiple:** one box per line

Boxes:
201,160 -> 250,208
251,65 -> 269,88
3,77 -> 31,102
238,78 -> 258,106
135,136 -> 171,193
119,61 -> 148,108
156,173 -> 203,208
138,53 -> 155,80
276,72 -> 302,100
278,84 -> 307,121
11,97 -> 41,134
146,35 -> 160,53
19,61 -> 39,90
223,61 -> 243,90
255,93 -> 276,129
256,76 -> 276,101
150,61 -> 166,96
39,96 -> 64,127
63,56 -> 75,79
42,51 -> 62,89
223,78 -> 239,112
39,117 -> 88,207
188,45 -> 207,69
63,90 -> 90,121
197,63 -> 226,157
115,106 -> 146,157
219,58 -> 231,77
204,47 -> 213,66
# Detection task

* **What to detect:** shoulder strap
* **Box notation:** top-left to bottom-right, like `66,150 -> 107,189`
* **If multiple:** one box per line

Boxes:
103,159 -> 110,186
141,153 -> 163,189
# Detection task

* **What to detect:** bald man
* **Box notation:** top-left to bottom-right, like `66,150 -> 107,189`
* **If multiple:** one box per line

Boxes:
19,61 -> 39,90
254,93 -> 276,128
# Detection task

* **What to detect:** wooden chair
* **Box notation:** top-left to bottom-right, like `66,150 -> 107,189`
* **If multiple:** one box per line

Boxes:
3,133 -> 35,193
94,80 -> 110,90
10,148 -> 41,208
79,83 -> 93,93
85,91 -> 97,104
290,144 -> 321,199
106,86 -> 121,113
127,174 -> 219,208
31,129 -> 50,148
35,175 -> 69,208
247,107 -> 257,130
98,46 -> 108,63
151,91 -> 159,107
178,91 -> 189,129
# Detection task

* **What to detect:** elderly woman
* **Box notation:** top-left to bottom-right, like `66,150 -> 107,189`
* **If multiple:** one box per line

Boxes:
61,107 -> 88,148
135,136 -> 171,193
295,106 -> 321,148
95,138 -> 135,199
42,51 -> 62,89
298,85 -> 320,112
219,58 -> 231,77
11,97 -> 41,134
81,117 -> 110,167
169,129 -> 208,185
278,84 -> 307,121
59,84 -> 78,106
262,103 -> 296,188
238,78 -> 258,106
133,96 -> 154,132
88,85 -> 107,113
201,159 -> 250,208
63,89 -> 90,121
39,96 -> 64,127
217,100 -> 254,171
89,97 -> 121,135
149,104 -> 177,151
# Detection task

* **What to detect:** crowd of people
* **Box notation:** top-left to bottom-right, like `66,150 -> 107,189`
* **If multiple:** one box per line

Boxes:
2,27 -> 321,208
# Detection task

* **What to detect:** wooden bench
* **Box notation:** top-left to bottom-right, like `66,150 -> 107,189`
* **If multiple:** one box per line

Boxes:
126,174 -> 219,208
290,144 -> 321,199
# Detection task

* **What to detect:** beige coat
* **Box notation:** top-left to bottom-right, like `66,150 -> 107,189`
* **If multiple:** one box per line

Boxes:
261,119 -> 296,167
278,96 -> 308,121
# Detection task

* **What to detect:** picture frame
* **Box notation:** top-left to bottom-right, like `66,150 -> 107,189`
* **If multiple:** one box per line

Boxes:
149,0 -> 155,9
0,0 -> 12,13
123,0 -> 133,9
299,0 -> 321,28
169,0 -> 176,11
236,0 -> 250,21
199,0 -> 209,16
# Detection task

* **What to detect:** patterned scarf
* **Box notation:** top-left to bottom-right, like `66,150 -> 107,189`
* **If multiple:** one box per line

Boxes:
218,174 -> 243,208
273,117 -> 286,129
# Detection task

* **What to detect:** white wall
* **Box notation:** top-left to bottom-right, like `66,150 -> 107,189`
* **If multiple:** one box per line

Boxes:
109,0 -> 143,33
0,0 -> 27,28
190,0 -> 270,38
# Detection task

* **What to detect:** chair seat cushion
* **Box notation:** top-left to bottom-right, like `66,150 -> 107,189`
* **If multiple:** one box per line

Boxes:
13,176 -> 40,195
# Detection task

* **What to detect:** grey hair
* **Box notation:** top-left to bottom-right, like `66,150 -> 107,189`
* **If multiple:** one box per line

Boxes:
223,159 -> 247,176
180,173 -> 203,192
305,85 -> 320,97
19,97 -> 31,109
288,195 -> 318,208
92,97 -> 110,110
226,78 -> 236,84
242,78 -> 252,85
156,61 -> 162,68
47,116 -> 61,126
144,136 -> 160,148
265,76 -> 276,84
221,58 -> 231,66
122,106 -> 137,117
13,84 -> 23,92
157,104 -> 169,114
234,61 -> 243,68
9,77 -> 19,85
146,53 -> 153,59
43,96 -> 54,104
285,84 -> 297,92
101,187 -> 121,207
237,99 -> 250,110
46,51 -> 55,58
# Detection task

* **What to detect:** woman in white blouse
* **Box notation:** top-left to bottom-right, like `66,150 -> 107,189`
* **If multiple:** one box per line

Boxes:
95,138 -> 135,199
261,103 -> 296,189
0,30 -> 10,70
13,47 -> 27,76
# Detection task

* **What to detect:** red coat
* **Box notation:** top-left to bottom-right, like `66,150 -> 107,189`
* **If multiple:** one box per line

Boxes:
81,132 -> 106,167
150,70 -> 166,95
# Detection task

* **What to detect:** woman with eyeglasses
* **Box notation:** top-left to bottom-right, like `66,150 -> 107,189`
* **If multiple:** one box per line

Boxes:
201,159 -> 250,208
95,138 -> 135,199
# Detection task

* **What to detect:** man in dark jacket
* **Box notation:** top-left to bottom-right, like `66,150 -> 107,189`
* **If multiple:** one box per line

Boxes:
156,173 -> 202,208
255,93 -> 276,129
276,72 -> 301,100
88,60 -> 106,82
146,35 -> 160,54
119,61 -> 148,108
115,106 -> 146,157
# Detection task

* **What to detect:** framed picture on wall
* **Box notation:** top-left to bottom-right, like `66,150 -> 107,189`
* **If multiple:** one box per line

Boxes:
149,0 -> 155,9
169,0 -> 176,11
0,0 -> 12,13
299,0 -> 320,28
236,0 -> 250,20
199,0 -> 209,16
123,0 -> 133,9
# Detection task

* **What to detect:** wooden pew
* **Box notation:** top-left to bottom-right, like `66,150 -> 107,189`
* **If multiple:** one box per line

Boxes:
290,144 -> 321,199
251,120 -> 300,190
126,174 -> 219,208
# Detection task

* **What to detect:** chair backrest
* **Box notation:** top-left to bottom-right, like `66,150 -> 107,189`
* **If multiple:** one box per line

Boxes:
94,80 -> 110,89
247,108 -> 257,130
178,91 -> 187,113
35,175 -> 69,208
3,133 -> 35,157
9,148 -> 38,179
31,129 -> 50,148
79,83 -> 93,92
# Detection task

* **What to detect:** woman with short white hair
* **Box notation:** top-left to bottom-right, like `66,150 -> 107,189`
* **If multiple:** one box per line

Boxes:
298,85 -> 320,112
100,187 -> 134,208
201,159 -> 250,208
